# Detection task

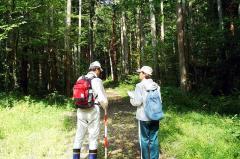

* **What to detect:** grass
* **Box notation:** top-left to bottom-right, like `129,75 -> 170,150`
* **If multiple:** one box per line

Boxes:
113,81 -> 240,159
0,94 -> 76,159
160,111 -> 240,159
0,81 -> 240,159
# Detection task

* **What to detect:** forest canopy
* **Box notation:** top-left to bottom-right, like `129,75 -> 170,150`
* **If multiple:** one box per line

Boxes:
0,0 -> 239,96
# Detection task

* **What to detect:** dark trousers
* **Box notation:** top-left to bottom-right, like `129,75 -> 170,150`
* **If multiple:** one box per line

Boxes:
139,120 -> 159,159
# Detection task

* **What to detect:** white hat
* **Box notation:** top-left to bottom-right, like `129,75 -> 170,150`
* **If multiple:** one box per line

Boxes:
137,66 -> 153,75
89,61 -> 103,71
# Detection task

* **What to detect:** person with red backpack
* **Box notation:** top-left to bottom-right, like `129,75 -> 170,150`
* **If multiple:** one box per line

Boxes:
72,61 -> 108,159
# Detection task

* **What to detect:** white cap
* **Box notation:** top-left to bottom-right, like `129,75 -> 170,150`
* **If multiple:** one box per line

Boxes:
137,66 -> 153,75
89,61 -> 103,71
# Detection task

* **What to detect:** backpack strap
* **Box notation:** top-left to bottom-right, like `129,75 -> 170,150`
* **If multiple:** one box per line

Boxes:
85,74 -> 99,100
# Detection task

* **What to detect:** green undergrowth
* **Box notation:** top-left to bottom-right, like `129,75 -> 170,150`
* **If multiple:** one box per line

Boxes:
105,77 -> 240,159
0,79 -> 239,159
160,111 -> 239,159
0,93 -> 75,159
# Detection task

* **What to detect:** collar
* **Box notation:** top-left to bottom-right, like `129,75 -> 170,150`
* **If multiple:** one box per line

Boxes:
87,71 -> 98,78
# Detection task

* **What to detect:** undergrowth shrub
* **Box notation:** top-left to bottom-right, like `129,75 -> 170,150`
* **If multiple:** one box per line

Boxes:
161,86 -> 240,115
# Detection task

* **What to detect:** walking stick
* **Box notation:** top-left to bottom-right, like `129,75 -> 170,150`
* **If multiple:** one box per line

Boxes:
104,109 -> 108,159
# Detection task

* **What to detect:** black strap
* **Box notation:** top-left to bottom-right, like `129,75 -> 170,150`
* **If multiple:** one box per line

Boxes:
89,149 -> 97,153
73,149 -> 80,153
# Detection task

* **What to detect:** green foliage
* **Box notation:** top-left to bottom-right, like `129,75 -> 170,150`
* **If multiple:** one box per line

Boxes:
162,86 -> 240,115
158,87 -> 240,159
45,91 -> 69,106
0,21 -> 27,40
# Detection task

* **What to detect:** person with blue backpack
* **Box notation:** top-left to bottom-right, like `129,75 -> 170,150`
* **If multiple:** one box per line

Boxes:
128,66 -> 164,159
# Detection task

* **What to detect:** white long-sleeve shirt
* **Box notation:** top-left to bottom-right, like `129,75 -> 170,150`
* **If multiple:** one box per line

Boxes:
78,71 -> 108,109
130,78 -> 162,121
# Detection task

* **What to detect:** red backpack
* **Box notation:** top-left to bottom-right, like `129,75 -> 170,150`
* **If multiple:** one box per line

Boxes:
72,76 -> 95,108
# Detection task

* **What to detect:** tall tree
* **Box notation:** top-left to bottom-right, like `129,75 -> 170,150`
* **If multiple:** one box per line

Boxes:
48,4 -> 57,92
177,0 -> 188,91
136,1 -> 145,66
109,4 -> 118,81
149,0 -> 158,77
120,11 -> 129,74
65,0 -> 72,96
238,3 -> 240,17
78,0 -> 82,72
89,0 -> 95,62
160,0 -> 165,42
217,0 -> 223,30
136,6 -> 141,67
7,0 -> 18,89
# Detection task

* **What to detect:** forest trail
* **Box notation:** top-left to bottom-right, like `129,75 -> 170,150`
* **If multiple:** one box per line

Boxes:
99,89 -> 140,158
66,89 -> 141,159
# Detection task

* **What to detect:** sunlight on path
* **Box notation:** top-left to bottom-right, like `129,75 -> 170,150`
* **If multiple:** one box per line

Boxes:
66,89 -> 140,159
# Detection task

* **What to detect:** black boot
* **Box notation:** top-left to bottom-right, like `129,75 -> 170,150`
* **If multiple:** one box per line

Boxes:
73,149 -> 80,159
89,149 -> 97,159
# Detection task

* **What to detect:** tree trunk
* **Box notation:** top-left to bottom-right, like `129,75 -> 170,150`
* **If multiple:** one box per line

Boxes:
140,5 -> 145,66
89,0 -> 95,62
65,0 -> 72,96
120,11 -> 129,74
20,46 -> 29,94
6,0 -> 18,90
238,3 -> 240,17
149,0 -> 158,77
78,0 -> 82,67
136,6 -> 141,68
160,0 -> 164,42
188,1 -> 194,85
109,6 -> 118,81
160,0 -> 166,82
47,5 -> 57,92
177,0 -> 188,91
217,0 -> 223,30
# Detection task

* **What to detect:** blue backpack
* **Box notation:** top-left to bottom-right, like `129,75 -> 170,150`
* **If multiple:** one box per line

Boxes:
144,89 -> 164,120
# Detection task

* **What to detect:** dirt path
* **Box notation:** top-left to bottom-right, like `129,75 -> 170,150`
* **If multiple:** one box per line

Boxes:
99,89 -> 140,159
68,89 -> 140,159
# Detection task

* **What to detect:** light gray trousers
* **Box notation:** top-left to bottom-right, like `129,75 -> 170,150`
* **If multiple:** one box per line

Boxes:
73,106 -> 100,150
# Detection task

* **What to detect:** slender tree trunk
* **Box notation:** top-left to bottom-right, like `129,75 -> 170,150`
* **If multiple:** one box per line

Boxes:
160,0 -> 164,42
149,0 -> 158,77
89,0 -> 95,62
78,0 -> 82,68
120,11 -> 129,74
120,14 -> 124,74
108,48 -> 114,80
21,46 -> 29,94
140,5 -> 145,66
6,0 -> 17,90
177,0 -> 188,91
65,0 -> 72,96
109,6 -> 118,81
217,0 -> 223,30
136,6 -> 141,68
188,1 -> 195,85
160,0 -> 166,81
38,55 -> 43,91
47,5 -> 57,92
238,3 -> 240,17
